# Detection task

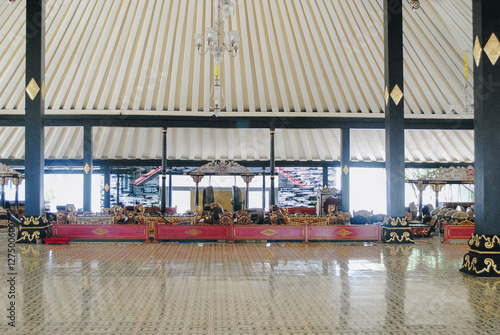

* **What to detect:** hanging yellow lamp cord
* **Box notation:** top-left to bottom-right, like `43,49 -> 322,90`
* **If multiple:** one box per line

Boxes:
465,51 -> 468,80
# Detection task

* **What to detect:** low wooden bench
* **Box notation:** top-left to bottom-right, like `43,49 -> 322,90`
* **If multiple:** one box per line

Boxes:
44,237 -> 71,245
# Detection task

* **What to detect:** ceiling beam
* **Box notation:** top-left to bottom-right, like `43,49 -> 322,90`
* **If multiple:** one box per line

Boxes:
0,114 -> 473,129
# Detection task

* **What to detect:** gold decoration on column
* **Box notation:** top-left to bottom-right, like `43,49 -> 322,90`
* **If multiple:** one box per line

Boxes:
83,163 -> 91,174
104,183 -> 110,192
390,84 -> 403,105
343,165 -> 349,175
26,78 -> 40,100
474,36 -> 483,67
384,86 -> 389,106
484,33 -> 500,65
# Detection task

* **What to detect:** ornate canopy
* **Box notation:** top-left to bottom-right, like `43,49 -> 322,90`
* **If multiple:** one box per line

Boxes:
189,160 -> 254,183
0,162 -> 24,185
407,166 -> 474,184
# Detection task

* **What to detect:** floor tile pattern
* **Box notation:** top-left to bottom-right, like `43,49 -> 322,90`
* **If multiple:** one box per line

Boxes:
1,236 -> 500,334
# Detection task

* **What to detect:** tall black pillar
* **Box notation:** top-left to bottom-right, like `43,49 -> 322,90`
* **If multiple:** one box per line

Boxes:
194,181 -> 200,208
269,129 -> 276,207
340,127 -> 350,213
245,182 -> 250,209
262,167 -> 266,210
322,165 -> 328,188
0,178 -> 5,208
103,164 -> 111,209
461,0 -> 500,277
168,167 -> 173,208
161,128 -> 167,214
116,173 -> 120,206
83,125 -> 92,212
18,0 -> 49,243
383,0 -> 413,243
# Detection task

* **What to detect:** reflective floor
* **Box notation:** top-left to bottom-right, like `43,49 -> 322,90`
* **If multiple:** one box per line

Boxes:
1,235 -> 500,335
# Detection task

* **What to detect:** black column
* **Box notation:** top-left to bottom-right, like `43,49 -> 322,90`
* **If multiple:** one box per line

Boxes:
195,182 -> 200,208
83,125 -> 92,212
383,0 -> 413,243
461,0 -> 500,277
161,128 -> 167,214
18,0 -> 49,243
245,182 -> 250,209
168,167 -> 173,208
269,129 -> 276,207
322,165 -> 328,188
103,164 -> 111,209
24,0 -> 45,217
116,173 -> 120,206
340,127 -> 350,213
0,179 -> 4,208
262,167 -> 266,210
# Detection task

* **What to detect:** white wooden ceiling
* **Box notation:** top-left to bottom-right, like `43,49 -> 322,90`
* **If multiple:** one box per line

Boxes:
0,126 -> 474,163
0,0 -> 474,163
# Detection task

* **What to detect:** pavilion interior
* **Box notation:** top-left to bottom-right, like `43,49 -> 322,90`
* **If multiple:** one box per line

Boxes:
2,1 -> 500,335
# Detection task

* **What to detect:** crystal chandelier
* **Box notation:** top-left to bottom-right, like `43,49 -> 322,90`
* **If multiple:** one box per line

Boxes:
194,0 -> 241,116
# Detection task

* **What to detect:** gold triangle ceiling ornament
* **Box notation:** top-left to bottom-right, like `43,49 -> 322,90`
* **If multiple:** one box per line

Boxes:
390,84 -> 404,105
484,33 -> 500,66
26,78 -> 40,100
384,86 -> 389,106
474,36 -> 482,67
83,163 -> 91,174
104,183 -> 110,192
343,165 -> 349,175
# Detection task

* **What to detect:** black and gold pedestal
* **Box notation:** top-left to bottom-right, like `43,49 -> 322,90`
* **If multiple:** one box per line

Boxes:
460,234 -> 500,277
16,216 -> 51,243
382,217 -> 414,244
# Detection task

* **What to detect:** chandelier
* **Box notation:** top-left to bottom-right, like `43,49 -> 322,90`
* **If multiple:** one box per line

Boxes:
194,0 -> 241,116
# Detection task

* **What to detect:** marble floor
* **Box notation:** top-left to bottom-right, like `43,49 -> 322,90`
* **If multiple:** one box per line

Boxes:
1,235 -> 500,335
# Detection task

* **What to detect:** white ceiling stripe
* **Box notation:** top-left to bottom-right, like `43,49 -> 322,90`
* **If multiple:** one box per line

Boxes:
52,1 -> 96,109
167,0 -> 189,111
95,2 -> 134,110
120,1 -> 155,110
132,1 -> 163,111
60,1 -> 103,110
321,1 -> 359,113
268,0 -> 301,112
0,127 -> 22,159
277,0 -> 313,113
156,0 -> 178,110
108,2 -> 143,111
143,1 -> 169,110
252,0 -> 278,113
180,1 -> 199,110
345,2 -> 383,113
73,0 -> 115,110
